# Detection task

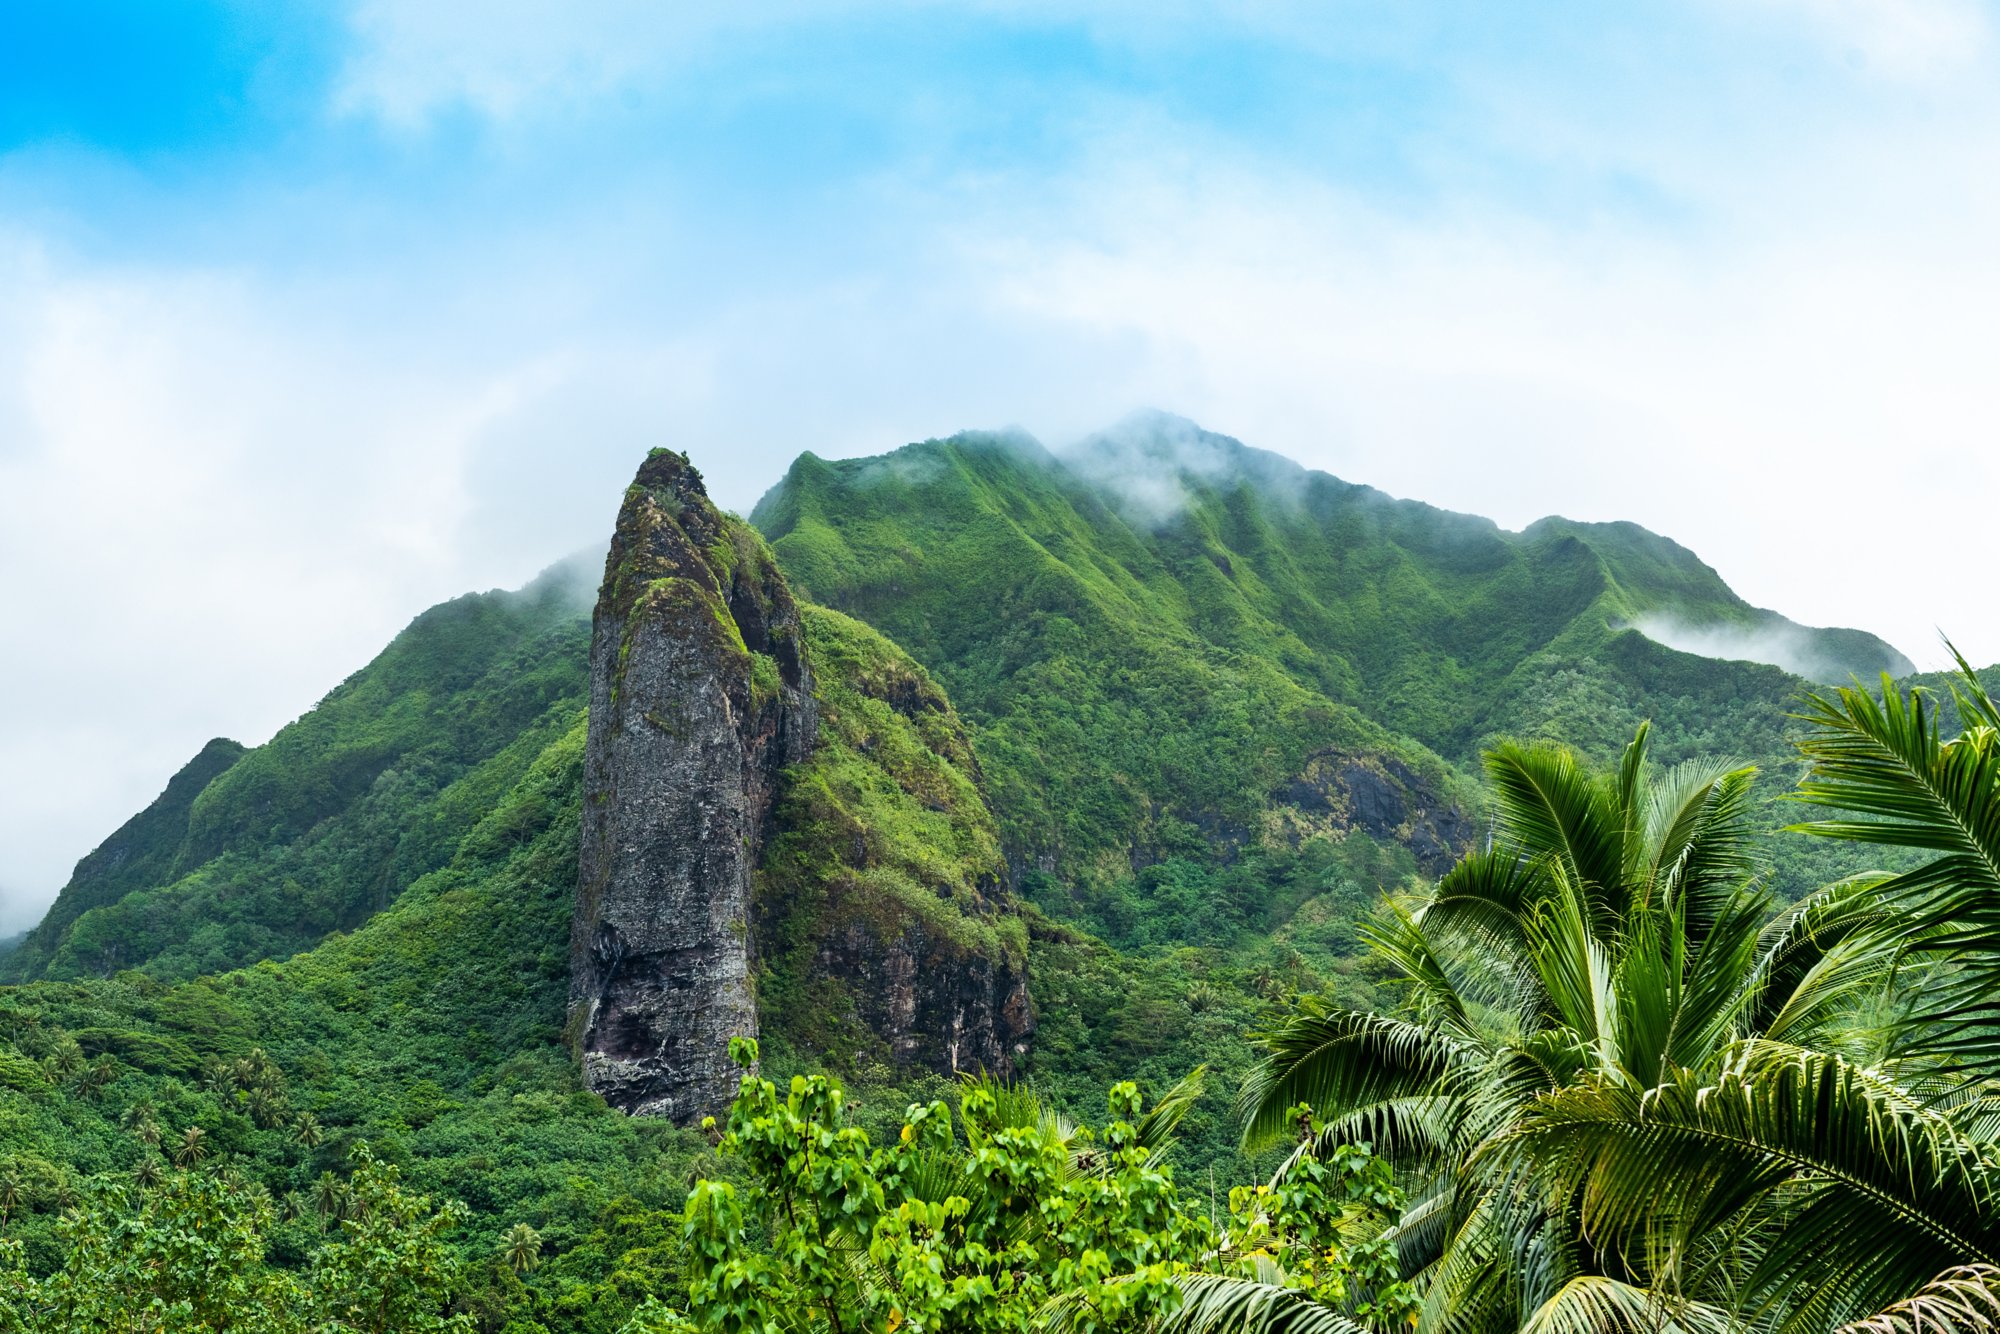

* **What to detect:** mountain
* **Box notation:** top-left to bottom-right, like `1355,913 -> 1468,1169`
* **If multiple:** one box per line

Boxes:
3,559 -> 600,983
0,418 -> 1942,1328
750,413 -> 1908,908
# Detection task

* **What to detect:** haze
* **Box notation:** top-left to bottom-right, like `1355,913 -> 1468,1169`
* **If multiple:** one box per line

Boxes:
1,0 -> 1995,930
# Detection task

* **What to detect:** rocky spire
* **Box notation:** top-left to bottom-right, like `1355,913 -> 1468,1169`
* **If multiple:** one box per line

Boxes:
568,449 -> 816,1122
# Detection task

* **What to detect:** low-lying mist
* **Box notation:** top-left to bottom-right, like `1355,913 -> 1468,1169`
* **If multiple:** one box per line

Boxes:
1634,613 -> 1848,683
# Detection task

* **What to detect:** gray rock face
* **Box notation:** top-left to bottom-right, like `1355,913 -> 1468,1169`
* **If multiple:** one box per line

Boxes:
1273,751 -> 1474,876
569,450 -> 815,1122
818,918 -> 1033,1075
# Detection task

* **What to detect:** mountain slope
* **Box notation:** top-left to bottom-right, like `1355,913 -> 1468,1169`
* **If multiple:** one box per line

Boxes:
751,424 -> 1480,892
0,464 -> 1038,1318
750,414 -> 1909,900
5,559 -> 600,983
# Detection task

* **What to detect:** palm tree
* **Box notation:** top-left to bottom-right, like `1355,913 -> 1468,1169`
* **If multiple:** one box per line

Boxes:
1440,663 -> 2000,1330
246,1086 -> 282,1129
48,1038 -> 83,1079
1488,1042 -> 2000,1330
1236,724 -> 1894,1329
79,1054 -> 118,1098
1473,654 -> 2000,1324
503,1222 -> 542,1274
313,1170 -> 349,1223
1789,650 -> 2000,1077
294,1111 -> 323,1149
121,1099 -> 161,1148
172,1126 -> 208,1168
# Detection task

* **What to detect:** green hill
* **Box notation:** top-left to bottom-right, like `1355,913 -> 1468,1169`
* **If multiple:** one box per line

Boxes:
750,413 -> 1909,907
4,558 -> 598,984
0,558 -> 1031,1327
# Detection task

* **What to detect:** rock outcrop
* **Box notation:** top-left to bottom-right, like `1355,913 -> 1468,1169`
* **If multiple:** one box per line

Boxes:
1271,751 -> 1475,876
569,450 -> 817,1122
752,605 -> 1034,1080
571,452 -> 1032,1124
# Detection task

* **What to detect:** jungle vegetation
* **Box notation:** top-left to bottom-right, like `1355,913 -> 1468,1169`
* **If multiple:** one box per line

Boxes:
2,423 -> 1996,1331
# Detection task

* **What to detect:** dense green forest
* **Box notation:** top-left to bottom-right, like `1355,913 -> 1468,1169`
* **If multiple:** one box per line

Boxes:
2,421 -> 1994,1332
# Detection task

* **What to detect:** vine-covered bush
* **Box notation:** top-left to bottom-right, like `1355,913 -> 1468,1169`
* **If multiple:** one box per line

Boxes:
625,1040 -> 1411,1334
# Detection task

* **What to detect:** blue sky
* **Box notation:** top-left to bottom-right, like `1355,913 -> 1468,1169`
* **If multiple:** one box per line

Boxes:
3,0 -> 1997,925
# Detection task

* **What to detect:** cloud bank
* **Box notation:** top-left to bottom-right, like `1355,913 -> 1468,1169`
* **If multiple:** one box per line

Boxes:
1,1 -> 1996,930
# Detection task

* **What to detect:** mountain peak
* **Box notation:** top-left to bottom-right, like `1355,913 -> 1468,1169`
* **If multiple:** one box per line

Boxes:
1062,411 -> 1312,524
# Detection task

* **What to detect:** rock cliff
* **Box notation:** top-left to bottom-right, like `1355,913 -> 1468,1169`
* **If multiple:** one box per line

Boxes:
571,452 -> 1031,1123
752,606 -> 1032,1080
569,449 -> 817,1121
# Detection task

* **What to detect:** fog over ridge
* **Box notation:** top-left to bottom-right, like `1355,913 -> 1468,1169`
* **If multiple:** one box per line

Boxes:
1631,613 -> 1908,685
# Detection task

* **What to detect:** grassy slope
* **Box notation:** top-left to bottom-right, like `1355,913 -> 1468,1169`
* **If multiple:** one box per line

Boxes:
751,432 -> 1471,890
6,559 -> 599,983
755,606 -> 1025,1073
749,419 -> 1910,900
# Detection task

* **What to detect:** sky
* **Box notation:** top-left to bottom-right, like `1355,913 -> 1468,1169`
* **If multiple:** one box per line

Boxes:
1,0 -> 1997,930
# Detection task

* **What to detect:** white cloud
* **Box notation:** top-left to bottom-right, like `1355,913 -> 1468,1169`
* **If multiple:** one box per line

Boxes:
0,240 -> 615,929
952,79 -> 2000,676
333,0 -> 703,125
1730,0 -> 1992,80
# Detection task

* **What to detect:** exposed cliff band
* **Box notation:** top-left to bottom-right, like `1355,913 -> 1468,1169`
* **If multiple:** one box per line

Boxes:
569,450 -> 816,1121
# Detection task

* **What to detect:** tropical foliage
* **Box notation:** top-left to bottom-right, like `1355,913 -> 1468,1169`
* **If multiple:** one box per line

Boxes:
1240,660 -> 2000,1331
639,1039 -> 1411,1334
0,1149 -> 472,1332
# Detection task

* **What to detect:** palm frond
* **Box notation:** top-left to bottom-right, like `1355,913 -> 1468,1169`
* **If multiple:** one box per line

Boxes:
1412,1182 -> 1526,1334
1745,873 -> 1899,1036
1642,758 -> 1762,947
1485,740 -> 1627,934
1296,1095 -> 1465,1177
1150,1272 -> 1372,1334
1136,1066 -> 1208,1164
1521,1277 -> 1733,1334
1791,678 -> 2000,897
1836,1264 -> 2000,1334
1417,847 -> 1553,987
1523,887 -> 1614,1058
1485,1050 -> 2000,1326
1238,1008 -> 1475,1149
1363,905 -> 1488,1041
1946,640 -> 2000,735
1791,672 -> 2000,1075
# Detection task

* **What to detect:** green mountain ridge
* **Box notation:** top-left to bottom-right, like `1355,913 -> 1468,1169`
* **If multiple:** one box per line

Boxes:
1066,412 -> 1910,678
749,415 -> 1908,913
4,558 -> 599,984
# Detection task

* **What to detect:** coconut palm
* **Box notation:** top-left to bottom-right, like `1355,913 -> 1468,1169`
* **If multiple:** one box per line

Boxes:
313,1170 -> 349,1222
1237,723 -> 1897,1330
173,1125 -> 208,1168
1789,650 -> 2000,1077
1432,662 -> 2000,1331
1488,1041 -> 2000,1331
503,1222 -> 542,1274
